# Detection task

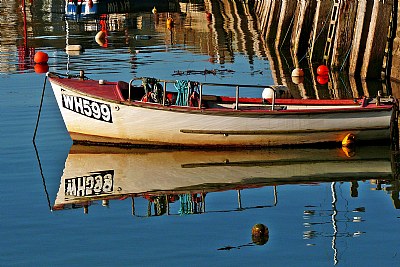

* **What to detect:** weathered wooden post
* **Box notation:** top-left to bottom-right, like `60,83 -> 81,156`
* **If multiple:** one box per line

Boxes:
275,0 -> 298,49
360,0 -> 393,79
330,0 -> 358,69
290,0 -> 317,61
348,0 -> 374,76
309,0 -> 332,64
263,0 -> 282,40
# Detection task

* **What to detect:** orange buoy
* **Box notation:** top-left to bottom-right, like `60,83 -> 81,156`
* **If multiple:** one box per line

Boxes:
34,63 -> 49,74
291,68 -> 304,77
342,133 -> 355,147
317,65 -> 329,76
34,51 -> 49,64
166,17 -> 174,28
317,75 -> 329,85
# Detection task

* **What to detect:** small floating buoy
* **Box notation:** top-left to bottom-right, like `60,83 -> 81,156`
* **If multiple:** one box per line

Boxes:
34,63 -> 49,74
166,16 -> 174,28
251,223 -> 269,245
34,51 -> 49,64
317,64 -> 329,76
291,68 -> 304,77
95,31 -> 106,46
152,6 -> 157,14
317,75 -> 328,85
342,133 -> 355,147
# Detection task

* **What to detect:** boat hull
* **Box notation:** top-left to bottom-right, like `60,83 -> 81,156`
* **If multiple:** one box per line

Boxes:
49,77 -> 395,147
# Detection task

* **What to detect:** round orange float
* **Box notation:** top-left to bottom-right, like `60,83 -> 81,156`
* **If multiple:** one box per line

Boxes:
34,63 -> 49,74
34,51 -> 49,64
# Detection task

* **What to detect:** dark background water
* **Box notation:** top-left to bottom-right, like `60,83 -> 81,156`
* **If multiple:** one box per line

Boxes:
1,0 -> 400,266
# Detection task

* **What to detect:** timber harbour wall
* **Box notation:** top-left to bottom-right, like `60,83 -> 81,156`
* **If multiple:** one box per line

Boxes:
252,0 -> 400,83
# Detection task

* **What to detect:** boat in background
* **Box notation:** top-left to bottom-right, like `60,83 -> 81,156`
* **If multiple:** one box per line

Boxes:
46,72 -> 398,147
65,0 -> 179,18
51,144 -> 397,214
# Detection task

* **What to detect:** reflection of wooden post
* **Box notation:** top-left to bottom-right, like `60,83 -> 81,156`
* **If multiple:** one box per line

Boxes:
348,75 -> 361,98
131,197 -> 135,216
263,0 -> 282,40
84,204 -> 88,214
329,71 -> 354,99
331,1 -> 357,69
237,190 -> 242,210
361,0 -> 393,79
165,195 -> 169,215
256,0 -> 272,38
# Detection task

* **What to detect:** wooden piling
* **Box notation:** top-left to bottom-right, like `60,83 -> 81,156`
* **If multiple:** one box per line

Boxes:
309,0 -> 332,64
290,0 -> 317,62
360,0 -> 393,79
348,0 -> 374,76
275,0 -> 297,49
263,0 -> 282,40
330,0 -> 358,70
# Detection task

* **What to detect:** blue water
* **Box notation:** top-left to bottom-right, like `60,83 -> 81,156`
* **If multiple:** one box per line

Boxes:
1,0 -> 400,266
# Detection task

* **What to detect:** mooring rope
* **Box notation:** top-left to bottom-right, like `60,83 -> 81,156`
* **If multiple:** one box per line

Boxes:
33,75 -> 47,142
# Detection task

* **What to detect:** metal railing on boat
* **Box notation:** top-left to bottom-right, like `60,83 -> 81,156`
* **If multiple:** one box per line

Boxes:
128,78 -> 276,110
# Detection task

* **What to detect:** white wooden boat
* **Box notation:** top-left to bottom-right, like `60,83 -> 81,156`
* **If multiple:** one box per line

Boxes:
46,72 -> 398,147
52,145 -> 394,212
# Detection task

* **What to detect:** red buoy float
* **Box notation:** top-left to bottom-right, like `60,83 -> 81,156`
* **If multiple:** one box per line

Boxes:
34,63 -> 49,74
317,75 -> 329,85
34,51 -> 49,64
316,65 -> 329,76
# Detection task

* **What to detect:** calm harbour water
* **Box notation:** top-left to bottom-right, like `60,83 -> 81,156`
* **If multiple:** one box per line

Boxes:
1,0 -> 400,266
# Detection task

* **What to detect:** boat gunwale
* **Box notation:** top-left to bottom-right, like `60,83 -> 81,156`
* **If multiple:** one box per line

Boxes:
48,75 -> 395,117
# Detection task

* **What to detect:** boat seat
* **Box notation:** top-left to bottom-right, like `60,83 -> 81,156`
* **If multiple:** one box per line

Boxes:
116,81 -> 146,101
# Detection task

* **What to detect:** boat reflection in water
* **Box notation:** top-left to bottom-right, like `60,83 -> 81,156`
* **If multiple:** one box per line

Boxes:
65,0 -> 179,18
51,145 -> 399,216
